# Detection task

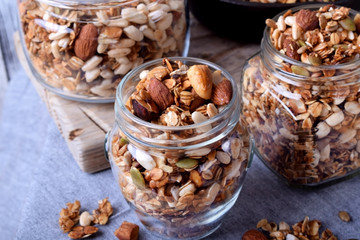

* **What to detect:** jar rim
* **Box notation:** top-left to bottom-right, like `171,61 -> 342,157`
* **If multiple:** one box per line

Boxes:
263,3 -> 360,71
116,56 -> 238,132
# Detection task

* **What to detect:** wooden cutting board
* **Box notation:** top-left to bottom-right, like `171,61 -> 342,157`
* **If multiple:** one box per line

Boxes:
14,18 -> 260,173
14,31 -> 114,173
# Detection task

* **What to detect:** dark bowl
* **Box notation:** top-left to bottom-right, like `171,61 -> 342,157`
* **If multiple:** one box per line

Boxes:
189,0 -> 360,43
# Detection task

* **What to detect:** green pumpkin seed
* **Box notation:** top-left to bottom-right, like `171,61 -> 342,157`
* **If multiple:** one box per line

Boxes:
339,17 -> 356,31
308,56 -> 322,66
130,167 -> 145,189
176,158 -> 198,169
333,44 -> 349,50
291,66 -> 310,77
297,40 -> 306,47
119,137 -> 129,147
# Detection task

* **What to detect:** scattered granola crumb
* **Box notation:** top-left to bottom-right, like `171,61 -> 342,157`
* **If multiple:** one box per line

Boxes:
114,221 -> 139,240
253,216 -> 338,240
68,226 -> 98,239
338,211 -> 351,222
59,200 -> 81,233
92,197 -> 113,225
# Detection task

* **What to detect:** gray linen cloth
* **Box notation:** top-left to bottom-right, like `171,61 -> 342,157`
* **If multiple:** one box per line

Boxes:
1,74 -> 359,240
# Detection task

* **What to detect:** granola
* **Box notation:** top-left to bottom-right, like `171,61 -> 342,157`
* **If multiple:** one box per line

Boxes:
254,217 -> 337,240
19,0 -> 187,99
242,5 -> 360,185
109,58 -> 250,238
59,200 -> 81,233
58,198 -> 113,238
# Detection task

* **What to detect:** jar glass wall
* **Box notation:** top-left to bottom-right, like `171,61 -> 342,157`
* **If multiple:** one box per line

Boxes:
106,57 -> 252,239
18,0 -> 189,102
241,5 -> 360,186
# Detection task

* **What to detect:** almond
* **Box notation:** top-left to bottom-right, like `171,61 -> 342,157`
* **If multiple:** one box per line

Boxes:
148,78 -> 174,111
242,229 -> 268,240
74,24 -> 98,61
283,38 -> 300,60
187,65 -> 213,100
211,78 -> 232,106
296,9 -> 319,31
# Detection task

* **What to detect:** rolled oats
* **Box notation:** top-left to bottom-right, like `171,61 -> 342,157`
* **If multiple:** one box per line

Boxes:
242,5 -> 360,185
19,0 -> 187,99
110,58 -> 250,238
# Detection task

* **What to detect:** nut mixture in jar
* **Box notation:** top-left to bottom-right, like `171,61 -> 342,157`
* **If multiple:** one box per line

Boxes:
19,0 -> 187,99
110,58 -> 250,238
242,5 -> 360,185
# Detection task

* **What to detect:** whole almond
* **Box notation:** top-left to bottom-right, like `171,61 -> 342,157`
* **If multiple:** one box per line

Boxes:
211,78 -> 232,106
148,78 -> 174,111
74,24 -> 98,61
187,65 -> 213,100
296,9 -> 319,31
242,229 -> 268,240
283,38 -> 300,60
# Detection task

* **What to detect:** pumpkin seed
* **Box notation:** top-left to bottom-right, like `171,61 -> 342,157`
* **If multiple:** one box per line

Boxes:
176,158 -> 198,169
297,39 -> 306,47
333,44 -> 348,50
291,65 -> 310,77
339,17 -> 356,31
119,137 -> 128,147
130,167 -> 145,189
308,56 -> 321,66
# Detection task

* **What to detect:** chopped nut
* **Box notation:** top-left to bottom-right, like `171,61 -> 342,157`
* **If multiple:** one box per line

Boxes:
68,226 -> 98,239
242,229 -> 268,240
79,211 -> 93,226
114,221 -> 139,240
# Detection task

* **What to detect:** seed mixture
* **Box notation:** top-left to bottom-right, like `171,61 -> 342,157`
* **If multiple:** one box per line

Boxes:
110,58 -> 250,238
58,198 -> 113,239
19,0 -> 187,98
242,5 -> 360,185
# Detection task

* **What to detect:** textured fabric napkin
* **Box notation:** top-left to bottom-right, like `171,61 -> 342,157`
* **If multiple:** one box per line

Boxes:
1,75 -> 359,240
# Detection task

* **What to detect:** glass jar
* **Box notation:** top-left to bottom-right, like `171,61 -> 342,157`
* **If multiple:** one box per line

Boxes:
17,0 -> 189,102
241,5 -> 360,186
106,57 -> 252,239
